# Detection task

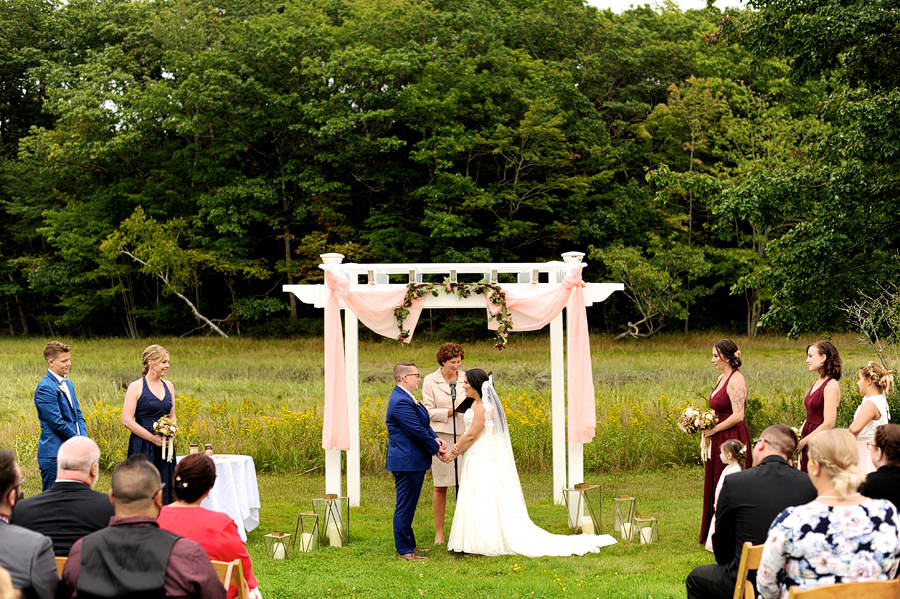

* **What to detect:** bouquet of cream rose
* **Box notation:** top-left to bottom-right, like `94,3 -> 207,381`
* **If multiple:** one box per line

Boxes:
153,415 -> 178,462
677,406 -> 717,461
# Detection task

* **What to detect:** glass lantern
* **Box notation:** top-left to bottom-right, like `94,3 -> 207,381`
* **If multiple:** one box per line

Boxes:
563,483 -> 602,535
264,530 -> 291,559
634,515 -> 659,544
292,512 -> 319,553
312,494 -> 350,547
613,496 -> 637,540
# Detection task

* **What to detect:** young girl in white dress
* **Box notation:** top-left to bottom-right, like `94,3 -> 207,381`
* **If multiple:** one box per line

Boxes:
704,439 -> 745,552
850,361 -> 893,474
445,368 -> 616,557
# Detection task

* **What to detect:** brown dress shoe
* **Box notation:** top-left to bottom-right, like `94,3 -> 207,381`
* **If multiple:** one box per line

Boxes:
397,552 -> 427,561
413,547 -> 431,555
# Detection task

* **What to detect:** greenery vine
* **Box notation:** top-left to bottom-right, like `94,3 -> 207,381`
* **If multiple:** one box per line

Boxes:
394,278 -> 513,349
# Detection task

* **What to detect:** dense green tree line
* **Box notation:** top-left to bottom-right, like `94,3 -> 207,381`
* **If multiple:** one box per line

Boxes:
1,0 -> 894,339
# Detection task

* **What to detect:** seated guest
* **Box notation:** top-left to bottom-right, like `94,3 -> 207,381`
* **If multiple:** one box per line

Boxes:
859,423 -> 900,512
686,424 -> 817,599
0,449 -> 59,599
12,437 -> 115,556
757,429 -> 900,599
157,454 -> 260,599
62,455 -> 224,599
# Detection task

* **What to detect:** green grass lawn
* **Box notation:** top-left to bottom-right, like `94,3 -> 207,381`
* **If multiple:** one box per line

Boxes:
244,468 -> 709,599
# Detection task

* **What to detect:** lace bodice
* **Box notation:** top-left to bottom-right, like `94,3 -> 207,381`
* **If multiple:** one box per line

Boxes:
463,403 -> 494,458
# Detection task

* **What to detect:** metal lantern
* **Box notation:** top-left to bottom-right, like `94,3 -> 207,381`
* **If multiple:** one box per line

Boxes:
563,483 -> 602,535
312,494 -> 350,548
292,512 -> 319,553
634,515 -> 659,544
264,530 -> 292,559
613,496 -> 637,540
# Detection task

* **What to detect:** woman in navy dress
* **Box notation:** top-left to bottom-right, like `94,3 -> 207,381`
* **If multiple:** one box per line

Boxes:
700,339 -> 750,545
797,340 -> 841,472
121,344 -> 177,504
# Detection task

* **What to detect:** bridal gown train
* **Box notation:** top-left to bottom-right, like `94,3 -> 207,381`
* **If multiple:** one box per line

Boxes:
447,403 -> 617,556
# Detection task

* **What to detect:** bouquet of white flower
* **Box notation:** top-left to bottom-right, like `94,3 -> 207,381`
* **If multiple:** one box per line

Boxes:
677,406 -> 717,461
153,415 -> 178,462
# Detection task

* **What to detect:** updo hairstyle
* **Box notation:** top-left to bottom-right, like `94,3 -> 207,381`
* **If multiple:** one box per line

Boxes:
465,368 -> 489,398
859,361 -> 895,397
714,339 -> 742,369
808,340 -> 842,381
720,439 -> 746,470
807,429 -> 864,499
873,424 -> 900,467
172,453 -> 216,503
141,344 -> 169,377
436,343 -> 465,366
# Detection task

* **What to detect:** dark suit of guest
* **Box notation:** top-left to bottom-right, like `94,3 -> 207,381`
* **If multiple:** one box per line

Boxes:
12,481 -> 115,556
34,371 -> 87,490
386,385 -> 440,556
860,465 -> 900,513
686,455 -> 817,599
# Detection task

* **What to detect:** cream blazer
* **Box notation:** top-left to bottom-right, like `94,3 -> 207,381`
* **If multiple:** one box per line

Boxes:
421,368 -> 467,435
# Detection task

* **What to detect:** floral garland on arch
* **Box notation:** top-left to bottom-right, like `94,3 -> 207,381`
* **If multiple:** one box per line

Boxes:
394,278 -> 513,349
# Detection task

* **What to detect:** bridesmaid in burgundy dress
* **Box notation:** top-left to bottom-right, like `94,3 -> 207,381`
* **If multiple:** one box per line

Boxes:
699,339 -> 750,545
797,340 -> 842,472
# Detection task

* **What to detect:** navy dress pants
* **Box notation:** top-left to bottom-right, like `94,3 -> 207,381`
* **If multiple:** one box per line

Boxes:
38,459 -> 57,491
392,470 -> 426,555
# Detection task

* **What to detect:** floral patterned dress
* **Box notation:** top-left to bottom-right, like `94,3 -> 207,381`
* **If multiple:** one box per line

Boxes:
756,498 -> 900,599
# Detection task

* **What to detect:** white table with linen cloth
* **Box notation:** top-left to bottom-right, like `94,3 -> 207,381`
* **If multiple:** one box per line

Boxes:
176,453 -> 261,541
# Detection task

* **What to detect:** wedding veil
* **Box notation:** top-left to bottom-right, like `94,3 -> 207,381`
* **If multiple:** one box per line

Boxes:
482,374 -> 527,508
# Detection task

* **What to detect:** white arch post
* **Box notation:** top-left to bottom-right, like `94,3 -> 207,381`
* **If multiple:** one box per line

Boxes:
284,252 -> 622,507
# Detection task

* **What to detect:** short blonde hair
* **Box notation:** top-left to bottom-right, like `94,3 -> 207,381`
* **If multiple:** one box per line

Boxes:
808,429 -> 864,499
141,344 -> 169,376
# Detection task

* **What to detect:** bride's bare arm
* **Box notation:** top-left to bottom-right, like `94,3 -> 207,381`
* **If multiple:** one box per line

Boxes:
452,402 -> 487,456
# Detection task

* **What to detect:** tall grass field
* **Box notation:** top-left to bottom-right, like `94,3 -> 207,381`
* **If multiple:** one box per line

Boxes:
0,332 -> 888,598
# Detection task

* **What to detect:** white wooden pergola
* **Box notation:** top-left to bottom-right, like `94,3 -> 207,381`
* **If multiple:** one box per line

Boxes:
284,251 -> 623,507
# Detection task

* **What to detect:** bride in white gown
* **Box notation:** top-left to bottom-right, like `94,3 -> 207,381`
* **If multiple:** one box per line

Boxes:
446,369 -> 616,556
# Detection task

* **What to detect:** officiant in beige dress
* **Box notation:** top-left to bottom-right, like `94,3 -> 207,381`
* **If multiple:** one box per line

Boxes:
421,342 -> 466,544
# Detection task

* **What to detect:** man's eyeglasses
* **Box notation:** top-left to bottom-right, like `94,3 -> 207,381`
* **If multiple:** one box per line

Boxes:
867,442 -> 877,451
16,476 -> 25,488
752,437 -> 766,448
404,373 -> 421,380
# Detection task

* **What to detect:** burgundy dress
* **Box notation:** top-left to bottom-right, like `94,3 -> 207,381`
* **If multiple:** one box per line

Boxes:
799,378 -> 830,472
700,370 -> 750,544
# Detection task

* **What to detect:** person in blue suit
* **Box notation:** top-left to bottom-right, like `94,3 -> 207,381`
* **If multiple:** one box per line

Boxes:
34,341 -> 87,490
386,361 -> 449,561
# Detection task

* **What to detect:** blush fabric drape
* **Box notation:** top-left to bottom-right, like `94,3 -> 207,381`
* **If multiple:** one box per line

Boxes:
322,268 -> 426,450
485,267 -> 596,443
321,266 -> 595,450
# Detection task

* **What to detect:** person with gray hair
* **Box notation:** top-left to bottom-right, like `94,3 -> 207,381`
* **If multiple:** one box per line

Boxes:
12,437 -> 115,556
62,455 -> 224,599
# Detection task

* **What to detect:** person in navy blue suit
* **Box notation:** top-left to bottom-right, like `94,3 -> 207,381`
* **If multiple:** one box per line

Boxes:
34,341 -> 87,491
386,362 -> 449,561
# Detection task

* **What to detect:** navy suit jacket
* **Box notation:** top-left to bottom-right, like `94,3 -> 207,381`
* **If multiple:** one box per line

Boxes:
34,371 -> 87,463
385,385 -> 440,472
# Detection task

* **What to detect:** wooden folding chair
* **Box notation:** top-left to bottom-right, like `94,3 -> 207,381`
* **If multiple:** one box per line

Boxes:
732,542 -> 764,599
788,578 -> 900,598
211,559 -> 250,599
55,556 -> 67,577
